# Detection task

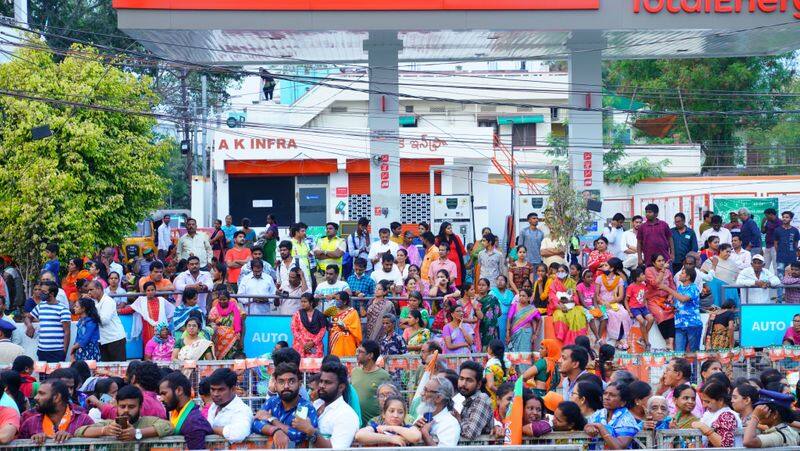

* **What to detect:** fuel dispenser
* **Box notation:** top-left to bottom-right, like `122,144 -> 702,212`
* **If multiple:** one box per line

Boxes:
429,165 -> 476,246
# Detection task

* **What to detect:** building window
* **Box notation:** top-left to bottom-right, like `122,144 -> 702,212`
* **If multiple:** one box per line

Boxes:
512,123 -> 537,147
405,105 -> 414,113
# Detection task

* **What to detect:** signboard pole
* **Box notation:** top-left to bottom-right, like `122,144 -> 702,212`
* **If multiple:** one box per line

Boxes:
568,32 -> 604,202
364,31 -> 403,234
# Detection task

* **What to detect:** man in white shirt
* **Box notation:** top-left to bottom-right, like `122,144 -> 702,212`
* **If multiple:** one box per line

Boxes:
622,215 -> 642,270
206,368 -> 253,444
414,375 -> 461,447
603,213 -> 627,260
736,254 -> 781,304
173,256 -> 213,310
275,240 -> 299,290
277,267 -> 309,315
367,228 -> 399,265
156,214 -> 172,260
176,218 -> 213,268
238,260 -> 277,315
699,215 -> 733,247
370,253 -> 404,286
292,361 -> 360,449
237,246 -> 277,284
88,280 -> 127,362
314,265 -> 350,312
730,235 -> 753,271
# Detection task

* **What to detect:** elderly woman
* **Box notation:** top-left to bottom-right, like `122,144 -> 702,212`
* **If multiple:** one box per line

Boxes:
584,381 -> 642,449
644,396 -> 671,430
144,321 -> 175,363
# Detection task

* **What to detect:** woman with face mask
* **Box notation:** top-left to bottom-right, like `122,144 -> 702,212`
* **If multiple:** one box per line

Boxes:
549,264 -> 587,346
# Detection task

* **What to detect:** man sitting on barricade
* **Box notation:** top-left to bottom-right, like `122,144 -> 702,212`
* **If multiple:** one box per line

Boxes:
457,360 -> 494,441
75,385 -> 172,441
414,374 -> 460,447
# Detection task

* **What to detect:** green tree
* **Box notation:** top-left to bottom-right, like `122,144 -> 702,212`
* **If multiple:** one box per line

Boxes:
743,77 -> 800,174
0,42 -> 171,291
605,57 -> 795,168
544,172 -> 594,260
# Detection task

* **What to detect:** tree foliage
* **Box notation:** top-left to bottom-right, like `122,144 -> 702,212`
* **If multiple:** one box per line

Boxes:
605,57 -> 795,167
544,173 -> 594,259
0,42 -> 171,289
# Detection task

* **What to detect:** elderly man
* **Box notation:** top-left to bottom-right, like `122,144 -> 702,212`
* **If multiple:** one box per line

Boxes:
739,208 -> 763,255
736,254 -> 781,304
414,375 -> 460,447
657,358 -> 704,418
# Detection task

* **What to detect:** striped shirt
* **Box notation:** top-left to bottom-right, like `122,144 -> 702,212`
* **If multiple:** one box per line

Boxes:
31,302 -> 70,351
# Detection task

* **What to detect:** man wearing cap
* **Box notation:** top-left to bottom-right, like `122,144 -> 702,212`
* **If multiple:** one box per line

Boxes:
0,319 -> 23,364
736,255 -> 781,304
743,390 -> 799,448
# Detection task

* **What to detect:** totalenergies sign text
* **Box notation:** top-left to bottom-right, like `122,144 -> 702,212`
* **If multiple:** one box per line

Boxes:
634,0 -> 800,19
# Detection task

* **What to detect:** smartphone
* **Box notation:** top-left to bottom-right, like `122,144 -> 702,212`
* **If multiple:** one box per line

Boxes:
296,405 -> 308,420
423,412 -> 433,423
116,416 -> 129,429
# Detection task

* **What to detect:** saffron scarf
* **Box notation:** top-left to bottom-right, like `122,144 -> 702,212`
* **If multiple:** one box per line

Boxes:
42,407 -> 72,437
215,301 -> 242,333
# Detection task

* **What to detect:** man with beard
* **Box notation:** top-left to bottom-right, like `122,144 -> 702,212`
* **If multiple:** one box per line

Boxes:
291,361 -> 359,449
457,360 -> 494,440
413,374 -> 460,446
252,362 -> 319,448
76,385 -> 172,441
206,368 -> 253,443
19,380 -> 93,443
158,372 -> 213,449
100,361 -> 166,420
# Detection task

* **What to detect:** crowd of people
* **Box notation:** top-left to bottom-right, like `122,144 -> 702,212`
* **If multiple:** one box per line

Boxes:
0,345 -> 798,448
1,204 -> 800,447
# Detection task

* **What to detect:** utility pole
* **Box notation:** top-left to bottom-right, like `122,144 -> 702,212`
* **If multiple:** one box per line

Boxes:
179,69 -> 193,205
201,74 -> 211,226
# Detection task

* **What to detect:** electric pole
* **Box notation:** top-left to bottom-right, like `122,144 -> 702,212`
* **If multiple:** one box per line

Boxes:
179,69 -> 193,205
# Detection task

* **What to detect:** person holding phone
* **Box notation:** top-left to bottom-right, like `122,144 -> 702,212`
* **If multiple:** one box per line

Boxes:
252,362 -> 319,447
76,385 -> 172,441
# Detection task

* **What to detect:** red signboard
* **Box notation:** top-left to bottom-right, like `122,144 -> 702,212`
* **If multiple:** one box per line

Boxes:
583,151 -> 592,187
335,187 -> 349,197
113,0 -> 599,11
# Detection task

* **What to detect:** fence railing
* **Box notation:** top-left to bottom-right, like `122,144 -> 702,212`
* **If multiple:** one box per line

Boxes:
12,430 -> 796,450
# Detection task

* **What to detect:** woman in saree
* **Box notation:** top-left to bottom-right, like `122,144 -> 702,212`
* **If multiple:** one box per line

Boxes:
508,246 -> 534,294
403,309 -> 431,352
477,277 -> 502,349
549,264 -> 587,346
207,289 -> 244,359
290,293 -> 327,358
505,287 -> 541,356
63,258 -> 91,304
459,282 -> 483,352
645,253 -> 676,350
586,237 -> 613,276
329,291 -> 362,357
172,317 -> 215,361
522,338 -> 562,398
119,281 -> 175,355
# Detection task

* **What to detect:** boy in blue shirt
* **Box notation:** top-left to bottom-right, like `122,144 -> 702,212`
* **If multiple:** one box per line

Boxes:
662,267 -> 702,352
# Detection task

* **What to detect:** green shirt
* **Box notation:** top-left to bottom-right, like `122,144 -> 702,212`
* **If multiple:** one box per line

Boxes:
75,416 -> 174,438
263,237 -> 277,266
350,367 -> 391,427
400,307 -> 430,326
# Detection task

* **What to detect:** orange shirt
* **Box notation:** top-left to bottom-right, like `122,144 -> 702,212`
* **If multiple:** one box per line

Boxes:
138,276 -> 174,292
225,247 -> 252,283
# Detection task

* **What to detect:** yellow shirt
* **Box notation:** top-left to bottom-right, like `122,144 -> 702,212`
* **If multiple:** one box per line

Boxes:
420,245 -> 439,283
390,235 -> 404,245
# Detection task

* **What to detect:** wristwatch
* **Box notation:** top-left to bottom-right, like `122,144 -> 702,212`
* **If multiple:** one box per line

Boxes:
135,429 -> 143,440
266,416 -> 277,424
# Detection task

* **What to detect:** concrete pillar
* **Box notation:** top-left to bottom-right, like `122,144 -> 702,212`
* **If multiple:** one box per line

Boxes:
568,32 -> 604,200
363,31 -> 403,234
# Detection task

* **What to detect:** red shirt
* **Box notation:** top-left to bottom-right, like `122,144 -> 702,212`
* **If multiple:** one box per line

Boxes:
637,219 -> 672,265
225,247 -> 252,283
626,282 -> 647,309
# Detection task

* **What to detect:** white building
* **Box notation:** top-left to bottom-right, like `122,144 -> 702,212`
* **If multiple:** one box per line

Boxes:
196,68 -> 703,234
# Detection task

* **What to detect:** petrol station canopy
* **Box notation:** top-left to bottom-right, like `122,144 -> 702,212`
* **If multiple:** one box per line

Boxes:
113,0 -> 800,64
